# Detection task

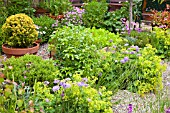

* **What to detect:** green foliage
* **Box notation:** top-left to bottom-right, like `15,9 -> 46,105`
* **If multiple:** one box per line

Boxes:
32,15 -> 56,43
45,0 -> 72,15
0,27 -> 4,54
0,0 -> 8,26
48,25 -> 122,78
4,0 -> 35,17
122,30 -> 156,48
1,14 -> 38,48
82,1 -> 108,28
0,78 -> 31,112
49,26 -> 166,95
152,27 -> 170,58
1,54 -> 57,86
30,74 -> 113,113
103,3 -> 129,32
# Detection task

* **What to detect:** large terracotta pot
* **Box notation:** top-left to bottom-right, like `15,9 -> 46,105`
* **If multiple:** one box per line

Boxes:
2,43 -> 40,58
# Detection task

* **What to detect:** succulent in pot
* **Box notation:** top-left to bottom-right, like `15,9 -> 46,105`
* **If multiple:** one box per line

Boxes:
1,13 -> 39,57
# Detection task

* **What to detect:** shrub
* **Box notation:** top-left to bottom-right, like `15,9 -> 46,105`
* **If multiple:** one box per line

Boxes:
1,54 -> 57,86
82,1 -> 108,28
1,14 -> 38,48
152,10 -> 170,29
33,15 -> 56,43
48,25 -> 122,78
152,27 -> 170,58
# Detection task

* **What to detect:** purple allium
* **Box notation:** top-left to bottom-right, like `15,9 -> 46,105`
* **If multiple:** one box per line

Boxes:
62,83 -> 71,89
77,82 -> 88,87
82,78 -> 88,82
134,46 -> 139,52
44,81 -> 50,85
124,57 -> 129,62
165,107 -> 170,113
109,39 -> 113,43
54,79 -> 60,84
130,51 -> 135,54
61,91 -> 65,98
45,98 -> 50,102
120,59 -> 126,64
52,86 -> 60,92
128,104 -> 133,113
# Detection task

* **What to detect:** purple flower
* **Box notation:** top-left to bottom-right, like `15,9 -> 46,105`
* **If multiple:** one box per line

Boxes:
44,81 -> 50,85
45,98 -> 50,102
82,78 -> 88,82
77,82 -> 88,87
109,39 -> 113,43
124,57 -> 129,62
128,104 -> 133,113
165,107 -> 170,113
120,59 -> 126,64
24,76 -> 27,79
62,83 -> 71,89
52,86 -> 60,92
130,51 -> 135,54
61,91 -> 65,98
54,79 -> 60,84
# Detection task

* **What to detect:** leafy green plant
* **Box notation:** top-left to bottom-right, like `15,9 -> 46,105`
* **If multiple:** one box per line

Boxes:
1,54 -> 57,86
48,25 -> 122,78
33,15 -> 56,43
29,74 -> 113,113
82,0 -> 108,28
0,0 -> 8,26
152,27 -> 170,58
121,30 -> 156,48
45,0 -> 72,15
0,78 -> 32,112
103,3 -> 129,32
5,0 -> 35,17
1,14 -> 38,48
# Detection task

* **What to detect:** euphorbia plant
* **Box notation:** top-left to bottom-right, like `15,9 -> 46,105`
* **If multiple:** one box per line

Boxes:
1,13 -> 38,48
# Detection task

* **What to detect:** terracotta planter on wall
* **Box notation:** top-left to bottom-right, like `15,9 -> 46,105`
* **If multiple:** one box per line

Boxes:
2,43 -> 40,58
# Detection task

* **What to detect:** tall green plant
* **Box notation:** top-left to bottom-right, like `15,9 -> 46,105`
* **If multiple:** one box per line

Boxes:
82,1 -> 108,28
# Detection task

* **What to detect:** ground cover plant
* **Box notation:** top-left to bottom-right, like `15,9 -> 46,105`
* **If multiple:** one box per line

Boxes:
1,54 -> 57,86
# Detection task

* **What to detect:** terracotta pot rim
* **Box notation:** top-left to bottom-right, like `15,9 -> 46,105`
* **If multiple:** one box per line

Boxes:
2,43 -> 40,56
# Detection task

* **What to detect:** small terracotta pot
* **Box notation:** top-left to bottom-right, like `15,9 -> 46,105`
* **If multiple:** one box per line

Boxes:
2,43 -> 40,58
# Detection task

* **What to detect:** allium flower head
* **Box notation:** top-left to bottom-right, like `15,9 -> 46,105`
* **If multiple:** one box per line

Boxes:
128,104 -> 133,113
77,82 -> 88,87
52,86 -> 60,92
54,79 -> 60,84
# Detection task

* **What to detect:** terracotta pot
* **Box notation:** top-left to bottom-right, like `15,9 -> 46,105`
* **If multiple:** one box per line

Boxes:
2,43 -> 40,58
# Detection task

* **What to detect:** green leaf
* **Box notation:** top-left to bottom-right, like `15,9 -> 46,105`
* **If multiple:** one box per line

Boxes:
17,99 -> 23,107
